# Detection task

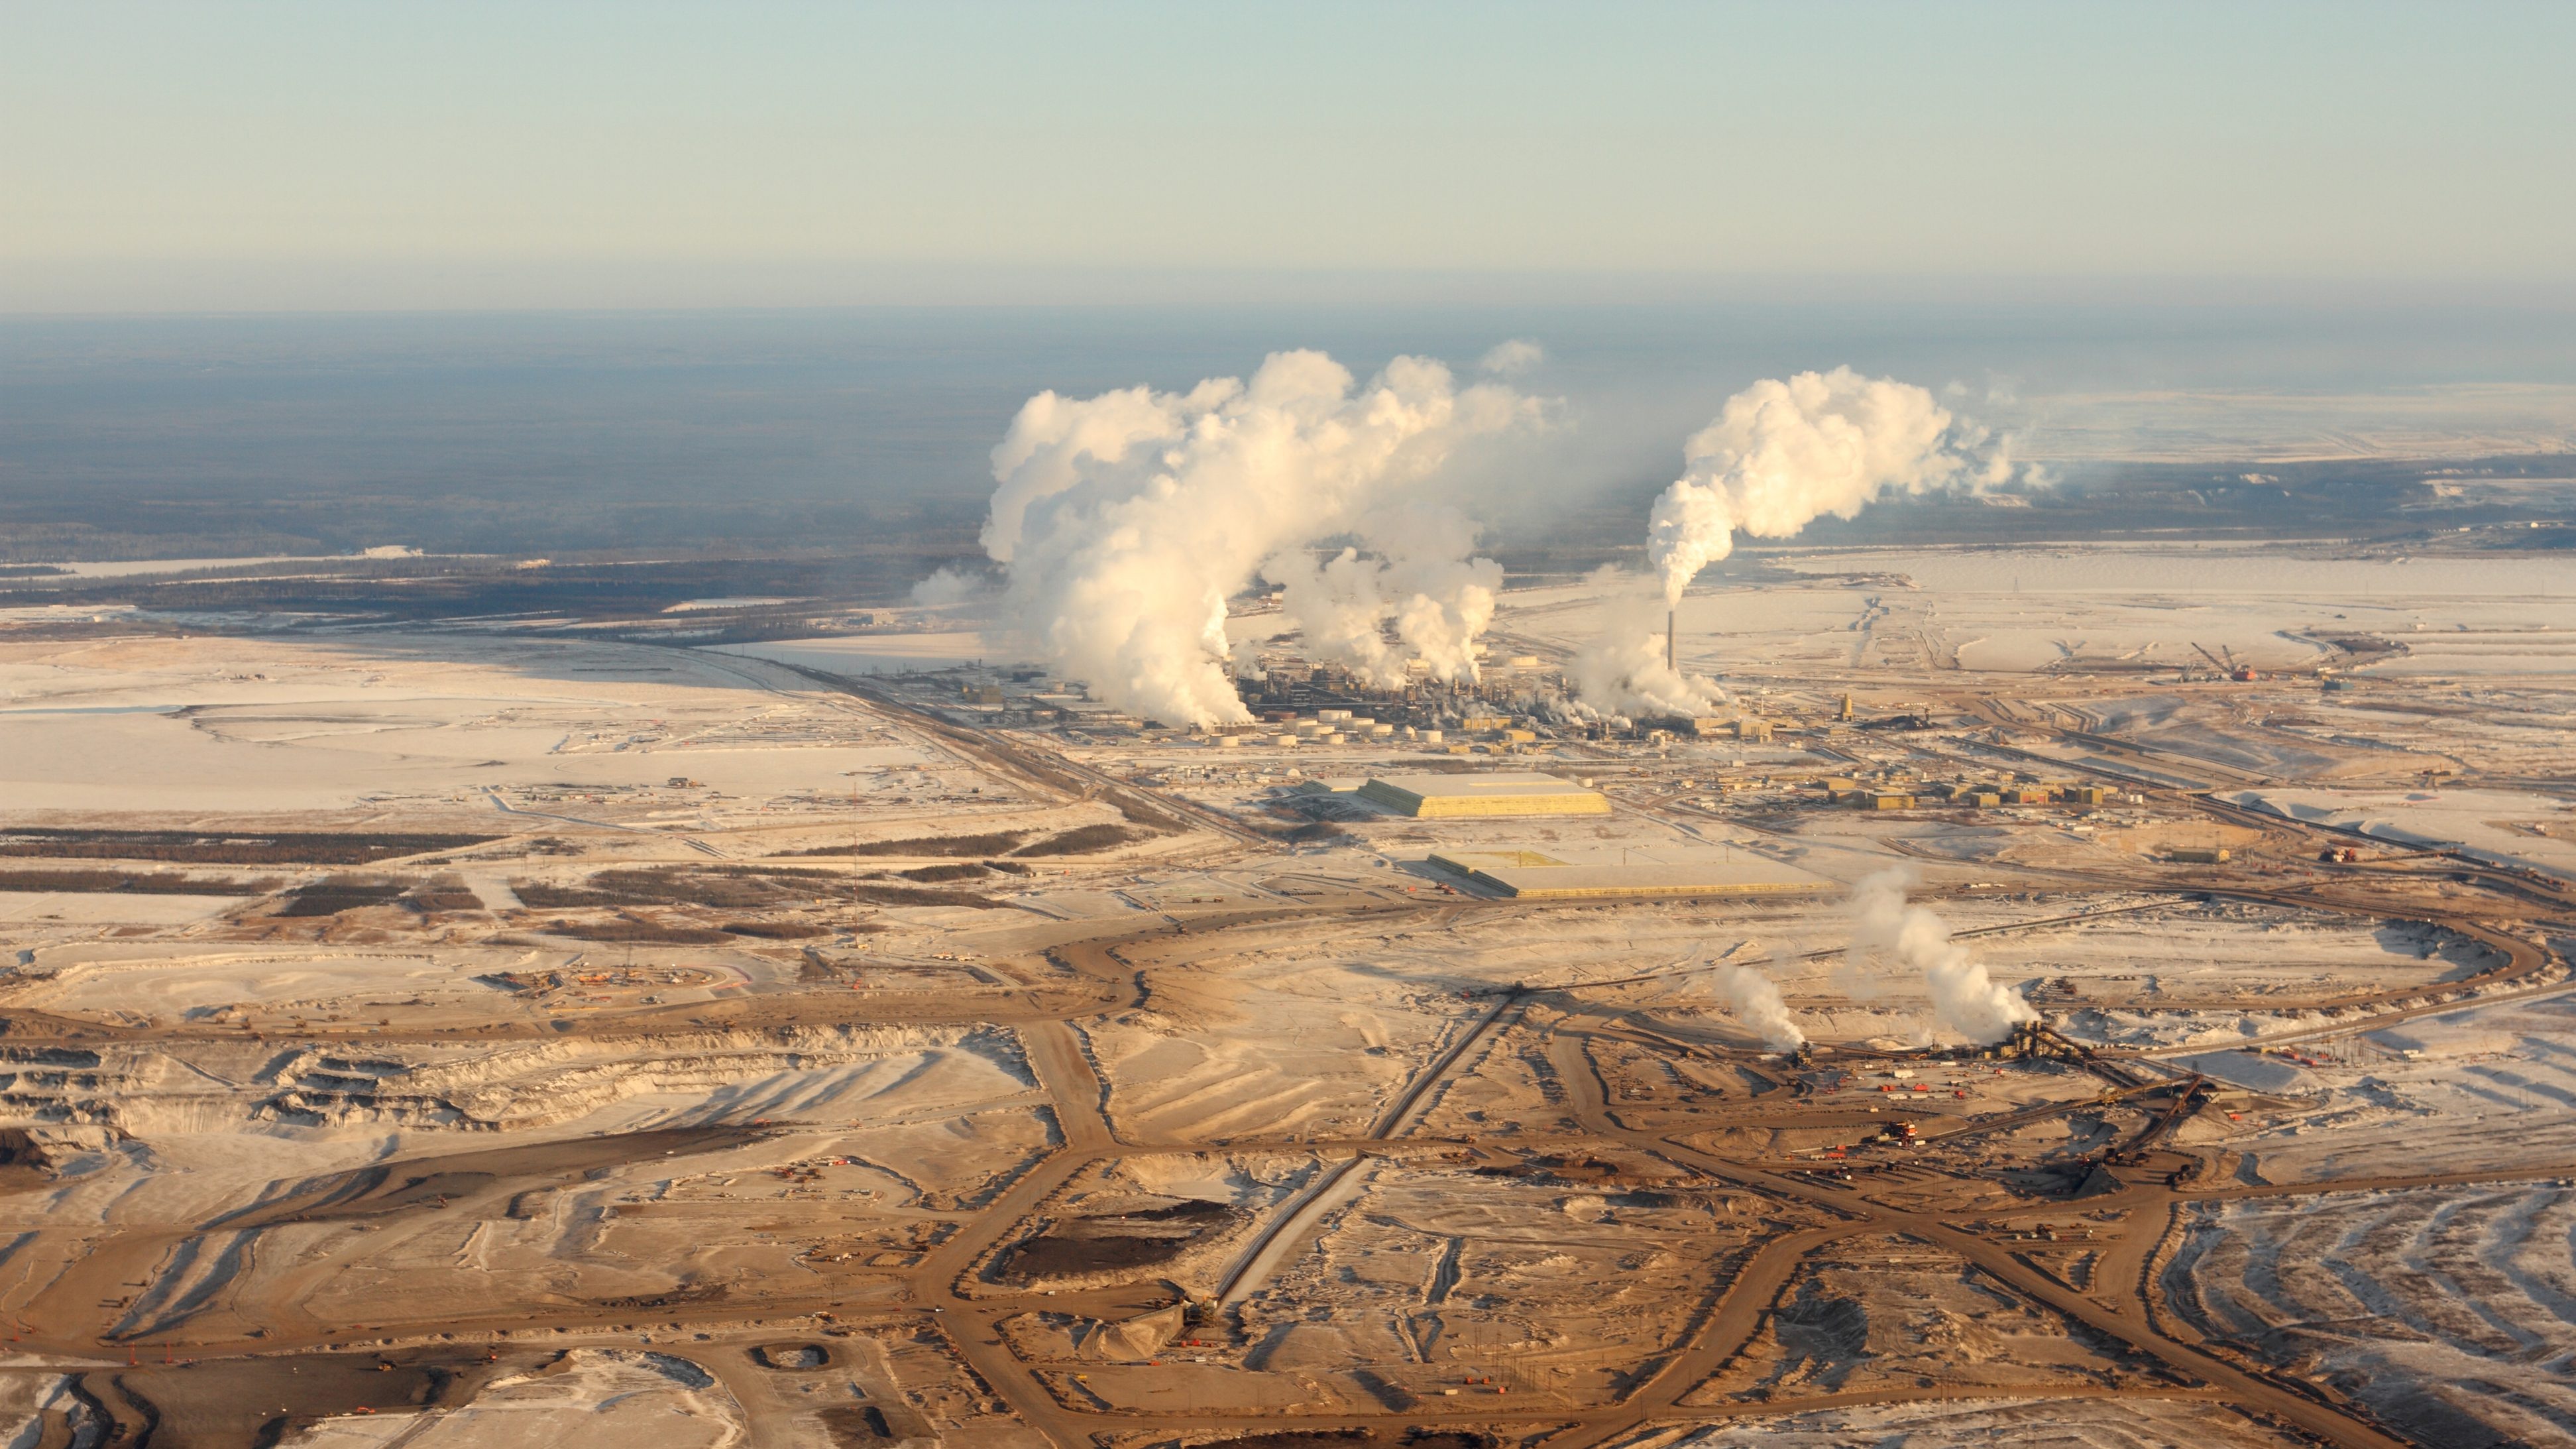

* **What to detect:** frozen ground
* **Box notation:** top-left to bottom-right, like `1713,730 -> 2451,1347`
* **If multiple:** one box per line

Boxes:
2,543 -> 2572,1448
0,632 -> 1003,827
2166,1182 -> 2576,1446
2233,786 -> 2576,882
2179,990 -> 2576,1184
1495,544 -> 2576,690
1607,1395 -> 2302,1448
0,890 -> 251,926
713,630 -> 1003,677
1917,898 -> 2476,1002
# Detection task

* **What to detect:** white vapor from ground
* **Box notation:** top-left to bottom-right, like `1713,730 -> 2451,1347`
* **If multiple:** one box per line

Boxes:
1568,571 -> 1724,719
1646,367 -> 2026,606
975,350 -> 1538,726
1263,504 -> 1502,688
1846,866 -> 2037,1045
1712,962 -> 1806,1051
1571,365 -> 2027,717
909,565 -> 982,607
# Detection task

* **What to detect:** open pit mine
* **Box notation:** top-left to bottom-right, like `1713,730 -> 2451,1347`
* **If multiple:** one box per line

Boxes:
2,530 -> 2573,1449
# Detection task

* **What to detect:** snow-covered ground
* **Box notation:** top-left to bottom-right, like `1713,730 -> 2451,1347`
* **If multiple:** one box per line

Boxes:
2231,786 -> 2576,882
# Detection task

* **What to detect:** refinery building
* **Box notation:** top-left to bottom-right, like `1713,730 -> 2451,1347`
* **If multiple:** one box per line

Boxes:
1357,772 -> 1612,818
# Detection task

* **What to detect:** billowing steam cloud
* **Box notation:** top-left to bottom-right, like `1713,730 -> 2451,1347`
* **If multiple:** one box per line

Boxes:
1847,867 -> 2036,1045
909,566 -> 982,607
1712,963 -> 1806,1051
978,351 -> 1536,726
1570,575 -> 1723,719
1570,367 -> 2021,719
1647,367 -> 2022,605
1263,505 -> 1502,688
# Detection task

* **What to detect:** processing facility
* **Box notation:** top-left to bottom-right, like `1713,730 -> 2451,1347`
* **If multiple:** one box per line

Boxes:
1359,771 -> 1612,818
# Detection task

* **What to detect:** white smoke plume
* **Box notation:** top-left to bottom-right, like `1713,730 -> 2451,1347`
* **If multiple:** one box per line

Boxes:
1846,866 -> 2035,1045
1647,367 -> 2024,606
1568,570 -> 1724,719
979,351 -> 1536,726
909,566 -> 983,607
1712,963 -> 1806,1051
1266,546 -> 1402,681
1263,505 -> 1502,687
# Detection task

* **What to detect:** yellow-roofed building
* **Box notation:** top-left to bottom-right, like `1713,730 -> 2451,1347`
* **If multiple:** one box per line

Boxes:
1358,772 -> 1611,818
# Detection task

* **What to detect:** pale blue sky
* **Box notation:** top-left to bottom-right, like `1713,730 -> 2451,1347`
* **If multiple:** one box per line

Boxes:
5,1 -> 2572,310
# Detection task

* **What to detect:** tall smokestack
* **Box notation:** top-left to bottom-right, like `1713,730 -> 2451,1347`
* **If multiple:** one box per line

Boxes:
1666,609 -> 1677,674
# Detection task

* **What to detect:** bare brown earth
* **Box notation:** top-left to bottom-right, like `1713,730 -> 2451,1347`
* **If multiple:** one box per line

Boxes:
1,625 -> 2571,1447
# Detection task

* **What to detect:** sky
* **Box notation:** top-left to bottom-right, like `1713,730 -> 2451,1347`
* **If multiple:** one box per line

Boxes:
5,1 -> 2575,311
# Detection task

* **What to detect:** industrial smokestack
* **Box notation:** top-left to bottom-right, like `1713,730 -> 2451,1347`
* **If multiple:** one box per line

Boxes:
1666,609 -> 1677,674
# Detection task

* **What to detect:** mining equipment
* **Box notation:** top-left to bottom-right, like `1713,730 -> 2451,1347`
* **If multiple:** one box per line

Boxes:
1982,1019 -> 2087,1065
1983,1021 -> 2217,1186
2105,1074 -> 2213,1166
2051,1073 -> 2220,1196
1980,1017 -> 2153,1091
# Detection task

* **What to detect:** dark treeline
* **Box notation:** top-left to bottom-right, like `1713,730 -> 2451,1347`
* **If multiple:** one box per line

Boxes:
0,829 -> 497,865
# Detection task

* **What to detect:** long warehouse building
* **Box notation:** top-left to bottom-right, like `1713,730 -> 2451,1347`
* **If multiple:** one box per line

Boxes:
1358,772 -> 1612,818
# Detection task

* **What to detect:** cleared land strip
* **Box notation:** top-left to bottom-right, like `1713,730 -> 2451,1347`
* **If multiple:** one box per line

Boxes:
775,659 -> 1276,849
1213,989 -> 1530,1307
1534,896 -> 2194,996
1532,1222 -> 1863,1446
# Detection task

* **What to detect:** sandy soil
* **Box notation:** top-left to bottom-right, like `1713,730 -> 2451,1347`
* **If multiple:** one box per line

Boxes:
3,548 -> 2571,1449
1606,1395 -> 2304,1447
1685,1234 -> 2150,1401
2166,1183 -> 2576,1446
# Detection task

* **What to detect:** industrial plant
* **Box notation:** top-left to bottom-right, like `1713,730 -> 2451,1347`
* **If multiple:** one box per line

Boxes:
8,7 -> 2570,1444
1,369 -> 2570,1449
